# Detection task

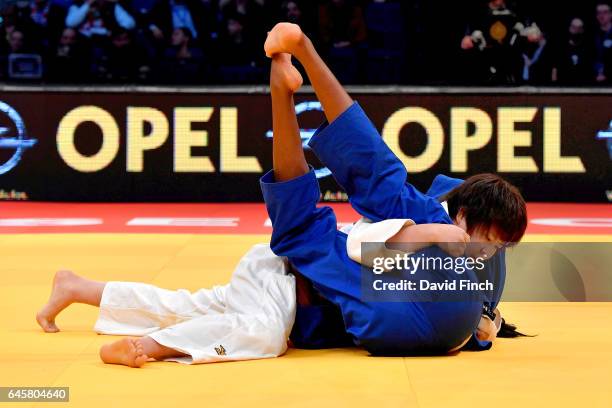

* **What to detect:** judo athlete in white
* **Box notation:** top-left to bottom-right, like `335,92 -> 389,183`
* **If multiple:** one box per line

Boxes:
37,245 -> 296,366
33,44 -> 371,367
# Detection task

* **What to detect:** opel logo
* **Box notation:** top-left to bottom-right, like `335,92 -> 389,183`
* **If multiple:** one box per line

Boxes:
0,101 -> 37,175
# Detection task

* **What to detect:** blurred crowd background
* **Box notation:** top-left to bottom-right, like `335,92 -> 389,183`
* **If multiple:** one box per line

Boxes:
0,0 -> 611,86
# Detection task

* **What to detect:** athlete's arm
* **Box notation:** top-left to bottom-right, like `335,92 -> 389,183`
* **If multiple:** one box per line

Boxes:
346,219 -> 470,265
387,223 -> 470,257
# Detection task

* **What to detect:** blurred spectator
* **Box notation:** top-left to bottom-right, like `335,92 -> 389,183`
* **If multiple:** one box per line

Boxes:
165,26 -> 201,59
0,2 -> 39,50
218,13 -> 256,64
552,18 -> 594,85
30,0 -> 52,26
318,0 -> 367,83
29,0 -> 68,41
144,0 -> 219,60
0,26 -> 43,78
280,1 -> 315,40
94,28 -> 148,81
220,0 -> 266,44
318,0 -> 366,51
65,0 -> 135,38
147,0 -> 199,43
46,26 -> 89,81
217,12 -> 261,82
282,1 -> 301,24
0,0 -> 610,86
158,26 -> 203,83
6,25 -> 25,52
520,29 -> 552,84
595,1 -> 612,83
460,0 -> 542,84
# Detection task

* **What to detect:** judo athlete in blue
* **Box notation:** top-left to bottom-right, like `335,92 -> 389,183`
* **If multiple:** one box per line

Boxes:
263,23 -> 528,354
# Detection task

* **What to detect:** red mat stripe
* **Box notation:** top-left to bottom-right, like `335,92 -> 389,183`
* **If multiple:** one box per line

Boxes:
0,203 -> 609,235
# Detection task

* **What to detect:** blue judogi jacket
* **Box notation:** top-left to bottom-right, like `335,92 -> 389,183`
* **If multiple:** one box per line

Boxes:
263,103 -> 505,354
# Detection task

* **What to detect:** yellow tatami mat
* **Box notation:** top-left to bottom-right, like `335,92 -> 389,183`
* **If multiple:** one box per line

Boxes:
1,234 -> 611,407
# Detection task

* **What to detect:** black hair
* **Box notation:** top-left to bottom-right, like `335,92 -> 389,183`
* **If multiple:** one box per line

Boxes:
497,318 -> 534,338
176,27 -> 193,40
441,173 -> 527,245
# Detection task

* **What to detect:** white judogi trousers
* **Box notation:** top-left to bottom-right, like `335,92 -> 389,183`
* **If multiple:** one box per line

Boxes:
94,244 -> 296,364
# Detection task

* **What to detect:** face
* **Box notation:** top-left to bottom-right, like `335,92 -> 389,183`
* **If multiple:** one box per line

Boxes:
569,18 -> 584,35
60,28 -> 77,46
489,0 -> 505,9
5,24 -> 16,36
597,4 -> 612,27
227,19 -> 243,36
286,2 -> 301,21
9,30 -> 24,52
172,28 -> 188,46
455,211 -> 506,260
112,32 -> 130,48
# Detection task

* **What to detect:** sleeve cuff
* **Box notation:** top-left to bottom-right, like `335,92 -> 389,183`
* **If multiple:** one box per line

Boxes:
346,218 -> 414,265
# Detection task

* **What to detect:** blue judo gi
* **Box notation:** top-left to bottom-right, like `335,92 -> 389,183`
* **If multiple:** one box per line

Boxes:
261,103 -> 505,354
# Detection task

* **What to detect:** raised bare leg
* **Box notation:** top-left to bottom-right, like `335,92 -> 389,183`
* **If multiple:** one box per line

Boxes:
265,23 -> 353,123
36,270 -> 105,333
270,53 -> 308,182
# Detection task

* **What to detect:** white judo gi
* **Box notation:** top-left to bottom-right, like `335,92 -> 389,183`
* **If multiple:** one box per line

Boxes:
95,244 -> 296,364
94,220 -> 413,364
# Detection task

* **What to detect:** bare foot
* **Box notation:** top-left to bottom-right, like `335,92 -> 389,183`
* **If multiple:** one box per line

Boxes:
264,22 -> 304,58
36,270 -> 78,333
100,338 -> 149,368
270,53 -> 303,93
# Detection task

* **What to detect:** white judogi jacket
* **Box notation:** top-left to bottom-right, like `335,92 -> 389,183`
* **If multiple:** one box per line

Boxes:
94,218 -> 419,364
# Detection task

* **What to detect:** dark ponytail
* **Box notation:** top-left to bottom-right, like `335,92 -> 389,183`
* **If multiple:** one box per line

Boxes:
497,318 -> 534,338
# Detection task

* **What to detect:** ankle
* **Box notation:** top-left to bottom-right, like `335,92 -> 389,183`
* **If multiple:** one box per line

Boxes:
270,80 -> 293,96
291,34 -> 310,62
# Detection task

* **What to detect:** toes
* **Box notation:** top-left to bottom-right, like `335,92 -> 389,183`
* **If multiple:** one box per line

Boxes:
265,23 -> 303,57
127,338 -> 137,352
36,313 -> 60,333
46,322 -> 60,333
134,354 -> 148,368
